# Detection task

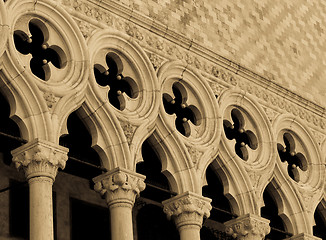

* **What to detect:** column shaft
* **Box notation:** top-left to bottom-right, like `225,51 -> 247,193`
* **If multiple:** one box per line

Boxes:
179,225 -> 201,240
93,167 -> 146,240
110,203 -> 133,240
11,139 -> 68,240
29,176 -> 54,240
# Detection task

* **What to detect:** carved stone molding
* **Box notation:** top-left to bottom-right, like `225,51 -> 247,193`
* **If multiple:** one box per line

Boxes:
186,145 -> 203,166
162,191 -> 212,229
225,214 -> 270,240
11,139 -> 68,180
61,0 -> 326,133
120,122 -> 135,145
93,167 -> 146,208
43,91 -> 57,109
286,233 -> 322,240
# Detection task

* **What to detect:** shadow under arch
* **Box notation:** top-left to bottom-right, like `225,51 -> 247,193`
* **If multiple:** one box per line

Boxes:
59,109 -> 104,180
0,90 -> 25,165
313,199 -> 326,239
136,135 -> 177,200
261,180 -> 293,239
201,161 -> 238,239
134,136 -> 179,240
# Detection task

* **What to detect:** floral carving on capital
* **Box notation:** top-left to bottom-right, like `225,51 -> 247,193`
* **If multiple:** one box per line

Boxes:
225,214 -> 270,240
162,192 -> 212,229
11,139 -> 68,180
93,168 -> 146,208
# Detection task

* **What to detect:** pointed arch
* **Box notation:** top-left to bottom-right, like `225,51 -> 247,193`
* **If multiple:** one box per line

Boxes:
86,29 -> 160,170
217,88 -> 275,215
2,0 -> 89,142
261,180 -> 293,239
135,125 -> 197,194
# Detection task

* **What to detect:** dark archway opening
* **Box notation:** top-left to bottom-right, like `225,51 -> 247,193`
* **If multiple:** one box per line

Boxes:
313,202 -> 326,240
0,92 -> 23,165
59,110 -> 110,240
59,111 -> 103,179
135,138 -> 179,240
261,183 -> 292,239
201,163 -> 235,239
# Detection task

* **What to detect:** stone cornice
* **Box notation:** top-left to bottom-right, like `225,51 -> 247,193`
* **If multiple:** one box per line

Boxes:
94,0 -> 325,113
61,0 -> 326,133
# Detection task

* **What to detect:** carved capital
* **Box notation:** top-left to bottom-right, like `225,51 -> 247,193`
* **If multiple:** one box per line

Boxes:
162,192 -> 212,229
93,167 -> 146,208
225,214 -> 270,240
11,139 -> 68,181
286,233 -> 322,240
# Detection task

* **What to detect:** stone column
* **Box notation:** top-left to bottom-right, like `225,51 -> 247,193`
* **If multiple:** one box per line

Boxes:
93,167 -> 146,240
286,233 -> 322,240
11,139 -> 68,240
162,191 -> 212,240
225,213 -> 270,240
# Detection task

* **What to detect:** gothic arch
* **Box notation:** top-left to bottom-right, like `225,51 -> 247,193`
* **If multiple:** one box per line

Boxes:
134,131 -> 182,193
201,156 -> 241,216
2,0 -> 88,142
261,178 -> 294,235
272,114 -> 324,234
217,89 -> 275,215
157,61 -> 221,194
84,29 -> 160,170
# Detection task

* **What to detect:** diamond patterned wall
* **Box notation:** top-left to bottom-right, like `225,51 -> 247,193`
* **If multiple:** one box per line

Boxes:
117,0 -> 326,105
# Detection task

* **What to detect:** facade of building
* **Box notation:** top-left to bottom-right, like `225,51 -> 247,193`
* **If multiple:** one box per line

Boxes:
0,0 -> 325,239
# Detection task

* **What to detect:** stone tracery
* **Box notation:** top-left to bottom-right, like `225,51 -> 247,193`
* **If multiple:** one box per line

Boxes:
14,19 -> 66,80
0,0 -> 325,239
163,82 -> 202,137
94,52 -> 139,110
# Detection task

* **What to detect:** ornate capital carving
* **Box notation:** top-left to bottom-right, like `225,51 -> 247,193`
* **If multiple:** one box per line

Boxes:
93,167 -> 146,208
286,233 -> 322,240
225,214 -> 270,240
162,192 -> 212,229
11,139 -> 68,180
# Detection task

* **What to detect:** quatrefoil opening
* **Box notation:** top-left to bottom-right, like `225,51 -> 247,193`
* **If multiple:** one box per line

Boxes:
13,19 -> 67,81
163,82 -> 202,137
223,108 -> 258,161
277,132 -> 308,182
94,52 -> 139,110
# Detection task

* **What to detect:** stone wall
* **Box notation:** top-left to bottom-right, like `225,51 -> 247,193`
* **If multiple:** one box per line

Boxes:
112,0 -> 326,106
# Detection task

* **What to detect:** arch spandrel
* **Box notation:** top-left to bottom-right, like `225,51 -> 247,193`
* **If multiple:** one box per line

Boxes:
157,61 -> 221,176
2,0 -> 89,142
